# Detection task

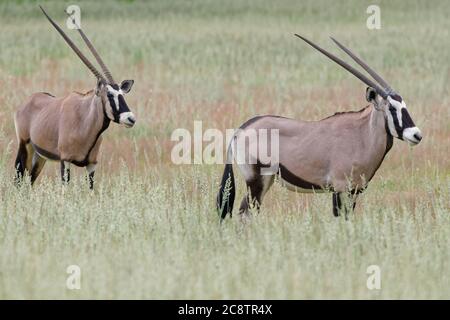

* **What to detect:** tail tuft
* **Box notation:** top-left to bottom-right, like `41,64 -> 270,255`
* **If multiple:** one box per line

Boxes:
217,163 -> 235,220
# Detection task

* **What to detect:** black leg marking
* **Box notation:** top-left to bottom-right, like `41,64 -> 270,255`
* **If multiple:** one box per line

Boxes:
14,142 -> 28,185
61,161 -> 70,184
333,192 -> 359,219
88,171 -> 95,190
86,164 -> 97,190
332,192 -> 342,217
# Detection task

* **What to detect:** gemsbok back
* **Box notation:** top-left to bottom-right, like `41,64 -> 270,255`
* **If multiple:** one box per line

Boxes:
217,35 -> 422,220
14,6 -> 136,189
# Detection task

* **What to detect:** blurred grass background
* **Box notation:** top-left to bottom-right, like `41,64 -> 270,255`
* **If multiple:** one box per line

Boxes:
0,0 -> 449,299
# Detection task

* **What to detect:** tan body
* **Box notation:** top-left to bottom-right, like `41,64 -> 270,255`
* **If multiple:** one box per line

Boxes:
217,35 -> 422,220
226,104 -> 392,218
15,7 -> 137,188
15,91 -> 105,164
14,90 -> 109,187
239,105 -> 391,193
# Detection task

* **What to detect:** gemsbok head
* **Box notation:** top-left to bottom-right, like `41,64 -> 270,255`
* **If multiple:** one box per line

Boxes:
14,6 -> 136,189
217,35 -> 422,220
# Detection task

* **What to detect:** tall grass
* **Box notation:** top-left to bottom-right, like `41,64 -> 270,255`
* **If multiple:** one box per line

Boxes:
0,165 -> 448,299
0,0 -> 449,299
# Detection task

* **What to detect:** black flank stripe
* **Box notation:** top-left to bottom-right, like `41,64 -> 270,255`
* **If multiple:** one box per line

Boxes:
31,143 -> 60,161
278,163 -> 324,191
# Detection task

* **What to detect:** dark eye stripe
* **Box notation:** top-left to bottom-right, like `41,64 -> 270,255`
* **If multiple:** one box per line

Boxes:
389,108 -> 403,138
401,108 -> 416,128
107,95 -> 116,109
118,95 -> 130,113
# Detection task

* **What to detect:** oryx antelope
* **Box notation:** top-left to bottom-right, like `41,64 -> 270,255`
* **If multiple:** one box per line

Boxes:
217,35 -> 422,220
14,6 -> 136,188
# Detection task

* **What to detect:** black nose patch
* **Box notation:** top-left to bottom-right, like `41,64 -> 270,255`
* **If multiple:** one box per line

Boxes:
413,133 -> 422,141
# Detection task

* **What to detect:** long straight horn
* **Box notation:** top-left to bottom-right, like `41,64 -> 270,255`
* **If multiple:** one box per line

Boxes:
294,34 -> 387,98
39,5 -> 107,83
330,37 -> 392,93
65,9 -> 115,84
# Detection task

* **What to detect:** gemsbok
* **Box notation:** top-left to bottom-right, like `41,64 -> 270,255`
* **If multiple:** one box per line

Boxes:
217,35 -> 422,220
14,6 -> 136,189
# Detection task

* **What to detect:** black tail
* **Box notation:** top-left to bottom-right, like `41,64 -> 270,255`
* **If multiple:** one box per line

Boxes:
14,142 -> 27,185
217,162 -> 236,220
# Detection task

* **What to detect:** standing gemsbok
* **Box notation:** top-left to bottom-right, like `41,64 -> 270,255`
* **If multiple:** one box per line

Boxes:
14,6 -> 136,189
217,35 -> 422,220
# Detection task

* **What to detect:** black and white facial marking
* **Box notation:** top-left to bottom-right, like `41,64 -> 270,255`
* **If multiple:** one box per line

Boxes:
385,94 -> 422,146
366,87 -> 422,146
105,80 -> 136,128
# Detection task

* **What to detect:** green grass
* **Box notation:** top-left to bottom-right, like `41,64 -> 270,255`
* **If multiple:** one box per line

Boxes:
0,0 -> 449,299
0,166 -> 448,299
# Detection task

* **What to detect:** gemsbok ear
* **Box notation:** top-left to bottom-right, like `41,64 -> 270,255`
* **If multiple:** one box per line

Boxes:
120,80 -> 134,93
366,87 -> 377,103
95,79 -> 104,96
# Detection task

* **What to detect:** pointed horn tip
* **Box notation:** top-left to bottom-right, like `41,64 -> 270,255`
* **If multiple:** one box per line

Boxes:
330,36 -> 345,48
328,35 -> 393,92
294,34 -> 318,46
39,5 -> 56,24
330,37 -> 347,49
294,34 -> 313,45
39,5 -> 54,22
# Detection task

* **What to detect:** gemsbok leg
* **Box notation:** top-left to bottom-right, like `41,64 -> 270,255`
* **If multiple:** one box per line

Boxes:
30,153 -> 46,185
86,164 -> 96,190
239,173 -> 274,217
14,141 -> 34,184
332,192 -> 358,219
14,142 -> 28,183
60,161 -> 71,185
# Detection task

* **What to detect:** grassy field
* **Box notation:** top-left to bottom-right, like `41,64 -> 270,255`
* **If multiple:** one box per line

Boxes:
0,0 -> 449,299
